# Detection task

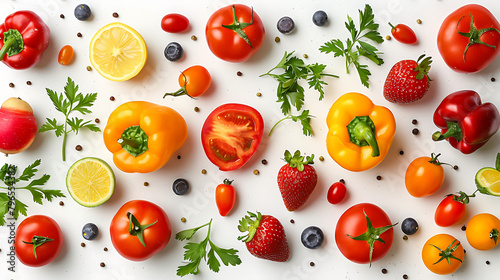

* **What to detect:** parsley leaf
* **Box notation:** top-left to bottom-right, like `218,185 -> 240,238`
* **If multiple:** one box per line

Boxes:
0,160 -> 65,226
320,4 -> 384,88
175,219 -> 241,277
269,110 -> 315,136
39,77 -> 100,161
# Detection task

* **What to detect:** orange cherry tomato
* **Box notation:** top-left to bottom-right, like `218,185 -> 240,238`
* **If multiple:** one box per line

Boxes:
58,45 -> 74,65
405,153 -> 445,197
422,234 -> 464,275
215,179 -> 236,216
163,65 -> 211,98
466,213 -> 500,251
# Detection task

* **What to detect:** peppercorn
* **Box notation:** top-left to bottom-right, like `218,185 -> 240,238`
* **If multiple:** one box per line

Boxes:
339,179 -> 345,184
386,35 -> 391,40
253,169 -> 260,175
403,235 -> 408,241
60,14 -> 65,19
81,242 -> 86,247
416,19 -> 422,24
26,81 -> 32,85
412,128 -> 419,135
399,150 -> 405,155
75,145 -> 82,151
376,175 -> 382,180
403,274 -> 408,279
95,118 -> 100,123
181,217 -> 187,223
103,247 -> 108,252
261,159 -> 268,165
454,165 -> 459,170
236,71 -> 243,76
194,107 -> 200,112
112,12 -> 119,18
201,169 -> 207,174
290,219 -> 295,224
77,32 -> 82,37
177,155 -> 181,160
59,201 -> 64,206
100,262 -> 105,267
256,92 -> 262,97
412,119 -> 418,125
303,54 -> 308,59
275,36 -> 281,43
319,156 -> 324,162
486,260 -> 491,265
309,262 -> 315,267
461,225 -> 466,231
143,182 -> 149,187
491,77 -> 496,82
9,83 -> 14,88
110,96 -> 115,101
86,66 -> 92,71
191,35 -> 197,41
382,268 -> 388,274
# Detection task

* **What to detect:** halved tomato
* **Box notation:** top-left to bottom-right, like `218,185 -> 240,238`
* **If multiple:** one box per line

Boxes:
201,103 -> 264,171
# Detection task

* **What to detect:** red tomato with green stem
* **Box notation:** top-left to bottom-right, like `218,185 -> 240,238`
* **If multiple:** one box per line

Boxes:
57,45 -> 74,65
206,4 -> 265,62
437,4 -> 500,73
215,179 -> 236,216
327,181 -> 347,204
335,203 -> 396,265
110,200 -> 171,261
435,191 -> 476,227
161,13 -> 189,33
405,153 -> 449,198
14,215 -> 63,267
201,103 -> 264,171
389,23 -> 417,44
163,65 -> 211,98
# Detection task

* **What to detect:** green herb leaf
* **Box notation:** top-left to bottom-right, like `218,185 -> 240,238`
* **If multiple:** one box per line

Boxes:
0,193 -> 10,225
176,219 -> 241,277
39,77 -> 101,161
269,110 -> 315,136
320,4 -> 383,88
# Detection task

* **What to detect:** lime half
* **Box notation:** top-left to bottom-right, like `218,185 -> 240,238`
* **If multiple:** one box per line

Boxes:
475,167 -> 500,196
66,157 -> 115,207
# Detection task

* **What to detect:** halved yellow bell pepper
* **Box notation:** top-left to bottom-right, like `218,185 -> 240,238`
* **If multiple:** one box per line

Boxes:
103,101 -> 188,173
326,92 -> 396,172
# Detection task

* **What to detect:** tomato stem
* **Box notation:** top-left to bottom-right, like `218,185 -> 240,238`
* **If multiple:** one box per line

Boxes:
127,212 -> 158,247
163,72 -> 192,98
456,13 -> 500,62
429,239 -> 463,265
222,5 -> 254,48
23,235 -> 54,259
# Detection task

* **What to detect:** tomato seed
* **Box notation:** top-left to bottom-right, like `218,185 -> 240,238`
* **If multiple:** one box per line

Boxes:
403,235 -> 408,241
303,54 -> 308,59
256,92 -> 262,97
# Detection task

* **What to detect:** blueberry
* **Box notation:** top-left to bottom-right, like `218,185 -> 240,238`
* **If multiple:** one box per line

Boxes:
164,42 -> 183,62
301,226 -> 324,249
82,223 -> 99,240
173,178 -> 189,195
74,4 -> 91,21
401,218 -> 419,235
312,10 -> 328,26
277,16 -> 295,34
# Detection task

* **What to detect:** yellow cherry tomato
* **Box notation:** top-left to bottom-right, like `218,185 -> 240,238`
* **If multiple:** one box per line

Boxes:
466,213 -> 500,250
422,234 -> 464,275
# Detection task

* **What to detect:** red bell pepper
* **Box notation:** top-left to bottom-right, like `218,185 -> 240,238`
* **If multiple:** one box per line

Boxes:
0,11 -> 50,70
432,90 -> 500,154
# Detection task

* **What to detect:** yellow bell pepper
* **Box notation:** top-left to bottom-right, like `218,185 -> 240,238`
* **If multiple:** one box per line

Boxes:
326,92 -> 396,172
103,101 -> 187,173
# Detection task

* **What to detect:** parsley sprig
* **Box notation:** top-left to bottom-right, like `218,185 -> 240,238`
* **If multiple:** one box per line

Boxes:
261,51 -> 337,135
39,77 -> 100,161
175,219 -> 241,276
319,4 -> 384,88
0,159 -> 65,226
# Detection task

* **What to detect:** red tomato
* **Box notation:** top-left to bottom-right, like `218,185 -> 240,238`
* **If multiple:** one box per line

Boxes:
0,97 -> 37,154
335,203 -> 395,264
14,215 -> 63,267
161,13 -> 189,33
201,103 -> 264,171
215,179 -> 236,216
327,181 -> 347,204
57,45 -> 74,65
164,65 -> 211,98
110,200 -> 171,261
435,194 -> 467,227
206,4 -> 265,62
437,4 -> 500,73
389,23 -> 417,44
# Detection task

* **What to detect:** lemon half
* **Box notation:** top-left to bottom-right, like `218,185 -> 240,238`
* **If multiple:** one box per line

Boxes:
89,22 -> 147,81
66,157 -> 115,207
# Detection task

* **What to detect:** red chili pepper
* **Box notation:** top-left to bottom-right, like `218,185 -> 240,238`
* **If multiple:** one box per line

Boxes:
432,90 -> 500,154
0,11 -> 50,70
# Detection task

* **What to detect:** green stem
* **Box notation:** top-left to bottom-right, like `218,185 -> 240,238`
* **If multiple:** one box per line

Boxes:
432,121 -> 463,142
23,236 -> 54,259
347,116 -> 380,157
0,29 -> 24,60
269,116 -> 291,136
0,36 -> 15,60
221,5 -> 254,48
127,212 -> 157,247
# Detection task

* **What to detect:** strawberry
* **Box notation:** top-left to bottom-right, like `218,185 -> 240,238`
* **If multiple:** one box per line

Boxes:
277,150 -> 318,211
383,54 -> 432,104
238,211 -> 289,262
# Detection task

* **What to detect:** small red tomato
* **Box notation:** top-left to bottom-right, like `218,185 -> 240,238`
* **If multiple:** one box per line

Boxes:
389,23 -> 417,44
161,13 -> 189,33
435,194 -> 468,227
327,181 -> 347,204
215,179 -> 236,216
58,45 -> 74,65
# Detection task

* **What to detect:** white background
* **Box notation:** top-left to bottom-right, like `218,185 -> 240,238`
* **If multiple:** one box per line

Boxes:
1,0 -> 500,279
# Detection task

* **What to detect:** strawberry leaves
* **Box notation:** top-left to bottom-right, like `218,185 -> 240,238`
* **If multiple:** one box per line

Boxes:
284,150 -> 314,172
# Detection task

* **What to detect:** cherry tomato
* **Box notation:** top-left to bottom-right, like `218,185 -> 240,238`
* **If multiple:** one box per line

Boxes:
434,194 -> 467,227
422,234 -> 464,275
57,45 -> 74,65
163,65 -> 211,98
215,179 -> 236,216
437,4 -> 500,73
201,103 -> 264,171
389,23 -> 417,44
206,4 -> 265,62
327,181 -> 347,204
15,215 -> 63,267
110,200 -> 171,261
161,13 -> 189,33
405,154 -> 445,197
335,203 -> 395,264
466,213 -> 500,250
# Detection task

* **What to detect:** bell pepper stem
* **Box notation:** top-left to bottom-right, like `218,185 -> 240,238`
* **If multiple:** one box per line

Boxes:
0,29 -> 24,60
432,121 -> 463,142
347,116 -> 380,157
118,126 -> 149,157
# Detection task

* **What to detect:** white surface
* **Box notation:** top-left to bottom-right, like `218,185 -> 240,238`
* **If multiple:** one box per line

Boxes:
1,0 -> 500,279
